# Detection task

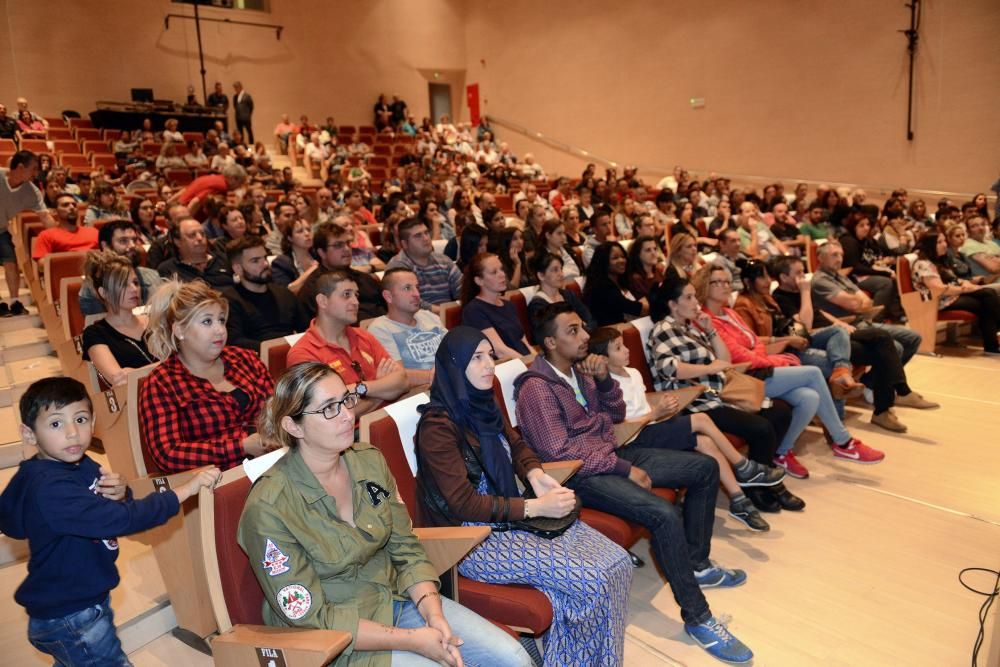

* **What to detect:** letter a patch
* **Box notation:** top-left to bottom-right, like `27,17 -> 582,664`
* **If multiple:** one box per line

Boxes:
364,480 -> 391,507
262,538 -> 290,576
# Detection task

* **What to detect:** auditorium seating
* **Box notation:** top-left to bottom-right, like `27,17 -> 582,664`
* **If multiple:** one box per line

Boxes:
897,252 -> 976,354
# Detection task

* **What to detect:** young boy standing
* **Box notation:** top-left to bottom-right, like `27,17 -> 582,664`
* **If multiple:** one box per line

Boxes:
0,377 -> 220,666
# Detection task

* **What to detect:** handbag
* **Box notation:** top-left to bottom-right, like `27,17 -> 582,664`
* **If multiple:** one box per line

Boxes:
469,441 -> 580,539
720,369 -> 766,412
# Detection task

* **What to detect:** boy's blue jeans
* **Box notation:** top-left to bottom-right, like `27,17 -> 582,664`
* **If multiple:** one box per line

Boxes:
28,595 -> 132,666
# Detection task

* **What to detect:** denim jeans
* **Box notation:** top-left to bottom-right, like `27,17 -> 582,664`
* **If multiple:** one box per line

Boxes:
390,597 -> 533,667
764,365 -> 851,454
27,596 -> 132,667
568,446 -> 720,625
803,325 -> 853,371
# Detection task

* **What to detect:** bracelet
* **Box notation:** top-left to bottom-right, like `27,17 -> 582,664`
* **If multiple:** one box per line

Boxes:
415,591 -> 440,612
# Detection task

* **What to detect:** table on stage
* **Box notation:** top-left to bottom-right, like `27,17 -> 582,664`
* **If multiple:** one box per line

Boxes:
90,102 -> 228,133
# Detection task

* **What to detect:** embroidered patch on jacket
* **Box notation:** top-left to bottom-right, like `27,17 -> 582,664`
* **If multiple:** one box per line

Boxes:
363,480 -> 390,507
262,538 -> 290,576
276,584 -> 311,620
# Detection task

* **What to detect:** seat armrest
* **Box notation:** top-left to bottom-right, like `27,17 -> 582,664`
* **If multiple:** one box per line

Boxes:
211,624 -> 351,667
539,459 -> 582,485
129,465 -> 215,497
413,526 -> 490,575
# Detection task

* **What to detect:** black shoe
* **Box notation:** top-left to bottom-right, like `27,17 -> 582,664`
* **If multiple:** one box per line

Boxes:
10,301 -> 26,316
729,500 -> 770,532
627,550 -> 645,568
772,482 -> 806,511
0,302 -> 9,317
744,487 -> 781,513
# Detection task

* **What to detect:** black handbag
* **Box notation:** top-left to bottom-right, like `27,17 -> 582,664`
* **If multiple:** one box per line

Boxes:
470,443 -> 581,539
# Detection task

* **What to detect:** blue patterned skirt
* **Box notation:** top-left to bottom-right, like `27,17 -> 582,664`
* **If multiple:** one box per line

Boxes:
457,521 -> 633,667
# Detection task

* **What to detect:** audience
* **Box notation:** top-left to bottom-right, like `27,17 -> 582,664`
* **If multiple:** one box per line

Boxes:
527,252 -> 596,338
386,217 -> 462,310
221,236 -> 308,352
416,327 -> 632,663
960,214 -> 1000,281
297,222 -> 385,320
515,302 -> 755,664
81,251 -> 155,387
156,218 -> 234,287
79,220 -> 163,315
911,232 -> 999,354
645,278 -> 802,513
287,270 -> 407,417
583,242 -> 649,326
270,216 -> 318,294
460,252 -> 531,359
239,361 -> 531,666
140,280 -> 275,473
695,263 -> 886,468
367,267 -> 446,387
32,193 -> 98,260
838,213 -> 906,322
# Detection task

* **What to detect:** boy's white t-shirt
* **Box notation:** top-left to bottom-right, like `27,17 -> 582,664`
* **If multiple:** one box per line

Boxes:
611,367 -> 650,420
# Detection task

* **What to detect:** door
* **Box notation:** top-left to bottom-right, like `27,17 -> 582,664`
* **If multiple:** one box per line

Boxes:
429,83 -> 452,125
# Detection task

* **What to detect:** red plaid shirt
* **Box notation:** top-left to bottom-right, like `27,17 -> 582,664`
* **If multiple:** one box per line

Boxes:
138,346 -> 274,473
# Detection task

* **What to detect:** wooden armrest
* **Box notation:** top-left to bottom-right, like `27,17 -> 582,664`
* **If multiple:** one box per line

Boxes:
211,624 -> 351,667
129,465 -> 214,497
539,459 -> 582,485
413,526 -> 490,575
730,362 -> 751,373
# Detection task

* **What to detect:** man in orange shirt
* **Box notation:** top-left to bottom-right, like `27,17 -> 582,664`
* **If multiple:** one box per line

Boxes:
32,193 -> 98,260
288,269 -> 407,417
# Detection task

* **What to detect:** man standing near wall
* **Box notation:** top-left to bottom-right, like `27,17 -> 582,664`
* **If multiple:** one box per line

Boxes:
232,81 -> 254,145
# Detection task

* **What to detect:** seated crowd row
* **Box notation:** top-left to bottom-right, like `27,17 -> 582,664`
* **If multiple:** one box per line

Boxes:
4,135 -> 999,665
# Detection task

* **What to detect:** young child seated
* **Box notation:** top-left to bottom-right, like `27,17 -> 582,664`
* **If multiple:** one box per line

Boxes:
0,377 -> 221,666
588,327 -> 784,532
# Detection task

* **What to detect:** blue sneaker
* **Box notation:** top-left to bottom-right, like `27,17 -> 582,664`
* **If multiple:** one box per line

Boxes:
685,617 -> 754,663
694,562 -> 747,588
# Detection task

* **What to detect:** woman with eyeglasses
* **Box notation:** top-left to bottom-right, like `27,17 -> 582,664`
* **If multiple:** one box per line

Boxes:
694,264 -> 885,481
238,361 -> 534,667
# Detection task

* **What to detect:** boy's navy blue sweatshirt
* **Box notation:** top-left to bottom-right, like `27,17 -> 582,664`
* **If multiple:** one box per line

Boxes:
0,454 -> 180,619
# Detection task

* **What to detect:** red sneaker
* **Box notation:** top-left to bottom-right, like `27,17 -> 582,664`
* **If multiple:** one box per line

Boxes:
831,438 -> 885,464
773,451 -> 809,479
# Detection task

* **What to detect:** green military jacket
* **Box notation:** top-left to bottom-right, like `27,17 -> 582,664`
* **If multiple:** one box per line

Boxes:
237,442 -> 439,666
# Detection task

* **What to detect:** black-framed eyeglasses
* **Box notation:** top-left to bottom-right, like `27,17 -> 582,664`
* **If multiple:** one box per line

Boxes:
298,392 -> 360,420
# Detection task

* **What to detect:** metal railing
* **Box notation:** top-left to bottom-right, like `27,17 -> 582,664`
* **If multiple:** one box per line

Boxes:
487,114 -> 992,203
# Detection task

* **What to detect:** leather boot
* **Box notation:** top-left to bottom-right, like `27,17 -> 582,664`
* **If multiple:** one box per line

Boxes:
744,486 -> 781,513
772,482 -> 806,511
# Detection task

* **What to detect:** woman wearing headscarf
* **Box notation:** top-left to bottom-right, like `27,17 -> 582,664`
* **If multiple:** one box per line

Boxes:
415,327 -> 633,666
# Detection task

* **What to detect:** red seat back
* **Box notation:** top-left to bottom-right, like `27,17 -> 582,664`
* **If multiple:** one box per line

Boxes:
213,476 -> 264,626
262,340 -> 291,381
444,303 -> 462,330
46,252 -> 87,304
897,255 -> 915,294
618,324 -> 655,392
507,291 -> 531,342
365,414 -> 419,523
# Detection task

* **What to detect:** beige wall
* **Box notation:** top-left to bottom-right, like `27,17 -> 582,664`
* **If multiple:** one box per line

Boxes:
464,0 -> 1000,196
3,1 -> 996,196
0,0 -> 468,136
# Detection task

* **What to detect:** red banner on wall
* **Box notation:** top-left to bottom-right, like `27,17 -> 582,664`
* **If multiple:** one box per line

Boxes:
466,83 -> 480,126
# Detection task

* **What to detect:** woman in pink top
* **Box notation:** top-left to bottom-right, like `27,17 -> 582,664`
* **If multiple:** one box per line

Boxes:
694,264 -> 884,474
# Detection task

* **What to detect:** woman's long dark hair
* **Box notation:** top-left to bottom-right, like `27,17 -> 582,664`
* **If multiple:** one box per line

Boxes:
458,224 -> 489,269
915,232 -> 957,282
649,275 -> 689,322
583,241 -> 626,302
625,235 -> 657,282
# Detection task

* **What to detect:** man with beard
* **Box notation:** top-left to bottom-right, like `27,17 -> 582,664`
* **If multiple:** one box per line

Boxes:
79,220 -> 164,315
297,221 -> 385,320
220,236 -> 308,352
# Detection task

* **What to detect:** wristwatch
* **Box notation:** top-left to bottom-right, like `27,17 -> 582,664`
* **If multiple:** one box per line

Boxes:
355,381 -> 368,398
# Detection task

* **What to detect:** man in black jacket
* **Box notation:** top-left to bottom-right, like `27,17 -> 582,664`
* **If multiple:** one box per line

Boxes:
221,236 -> 308,352
232,81 -> 254,145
